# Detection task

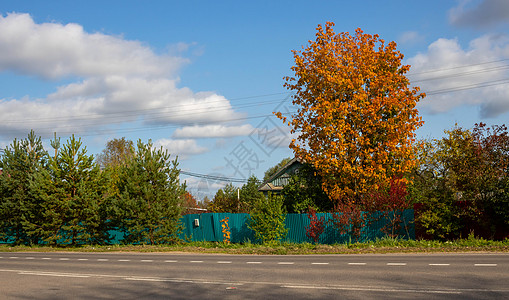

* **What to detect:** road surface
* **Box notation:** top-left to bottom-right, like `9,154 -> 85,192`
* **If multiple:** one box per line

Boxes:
0,252 -> 508,299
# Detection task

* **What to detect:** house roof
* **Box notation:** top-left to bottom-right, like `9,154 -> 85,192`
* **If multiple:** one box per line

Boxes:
258,157 -> 303,192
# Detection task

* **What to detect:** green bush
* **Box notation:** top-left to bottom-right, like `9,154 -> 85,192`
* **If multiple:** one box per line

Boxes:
248,193 -> 288,244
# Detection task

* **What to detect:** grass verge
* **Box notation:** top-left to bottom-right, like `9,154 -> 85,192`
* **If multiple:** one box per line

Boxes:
1,236 -> 508,255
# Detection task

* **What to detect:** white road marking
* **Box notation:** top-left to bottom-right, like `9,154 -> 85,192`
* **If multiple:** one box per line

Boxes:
387,263 -> 407,266
124,276 -> 243,285
281,285 -> 462,294
2,268 -> 506,294
190,261 -> 204,263
42,258 -> 51,260
25,257 -> 35,260
474,264 -> 497,267
118,259 -> 131,262
246,262 -> 262,264
278,262 -> 295,265
78,259 -> 88,261
97,259 -> 109,262
125,277 -> 184,282
429,264 -> 450,266
164,260 -> 178,263
311,262 -> 329,265
59,258 -> 70,261
217,261 -> 232,264
9,257 -> 18,259
348,263 -> 367,265
140,260 -> 153,262
19,271 -> 91,278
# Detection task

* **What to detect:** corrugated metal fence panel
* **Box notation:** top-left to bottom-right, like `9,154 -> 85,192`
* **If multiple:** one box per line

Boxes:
180,213 -> 218,242
179,213 -> 256,243
284,214 -> 307,243
284,210 -> 414,244
1,210 -> 414,244
179,210 -> 414,244
226,213 -> 256,243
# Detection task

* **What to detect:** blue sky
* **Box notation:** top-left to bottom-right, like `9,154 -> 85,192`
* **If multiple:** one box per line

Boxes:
1,0 -> 509,200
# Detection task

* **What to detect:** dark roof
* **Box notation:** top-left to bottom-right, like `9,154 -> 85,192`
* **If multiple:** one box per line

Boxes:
258,157 -> 303,192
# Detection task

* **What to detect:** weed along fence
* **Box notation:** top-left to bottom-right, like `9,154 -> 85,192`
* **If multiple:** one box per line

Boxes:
180,210 -> 415,244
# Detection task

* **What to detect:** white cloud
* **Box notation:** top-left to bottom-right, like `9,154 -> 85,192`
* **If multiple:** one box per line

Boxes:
449,0 -> 509,28
0,13 -> 183,79
398,31 -> 424,45
407,34 -> 509,117
249,124 -> 298,150
154,138 -> 208,159
0,13 -> 241,139
173,124 -> 254,138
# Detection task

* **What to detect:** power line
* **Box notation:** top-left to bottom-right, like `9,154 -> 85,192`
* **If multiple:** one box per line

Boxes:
1,95 -> 291,125
426,78 -> 509,95
180,170 -> 260,183
411,64 -> 509,83
2,59 -> 508,126
407,58 -> 509,76
15,111 -> 296,137
2,59 -> 509,137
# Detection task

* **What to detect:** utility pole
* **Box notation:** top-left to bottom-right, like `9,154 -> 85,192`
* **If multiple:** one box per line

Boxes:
237,188 -> 240,212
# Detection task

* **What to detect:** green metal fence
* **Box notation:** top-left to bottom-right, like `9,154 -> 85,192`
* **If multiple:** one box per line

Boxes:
1,210 -> 415,245
180,213 -> 255,243
179,210 -> 415,244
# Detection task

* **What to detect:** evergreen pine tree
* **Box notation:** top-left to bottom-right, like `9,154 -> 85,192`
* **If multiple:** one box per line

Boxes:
0,131 -> 47,245
239,175 -> 264,213
114,140 -> 185,244
34,135 -> 109,245
249,193 -> 288,245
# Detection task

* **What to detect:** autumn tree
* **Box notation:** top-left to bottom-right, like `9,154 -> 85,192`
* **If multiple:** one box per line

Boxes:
467,123 -> 509,238
96,137 -> 135,169
182,191 -> 200,214
96,137 -> 135,199
411,135 -> 464,240
440,124 -> 509,238
411,123 -> 509,239
209,183 -> 239,213
277,23 -> 424,205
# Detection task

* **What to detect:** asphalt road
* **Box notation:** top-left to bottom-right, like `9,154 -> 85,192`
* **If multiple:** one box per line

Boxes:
0,252 -> 508,299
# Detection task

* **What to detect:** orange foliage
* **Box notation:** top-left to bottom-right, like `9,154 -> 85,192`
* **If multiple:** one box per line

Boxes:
220,217 -> 231,244
182,191 -> 198,208
182,192 -> 200,215
277,22 -> 424,203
